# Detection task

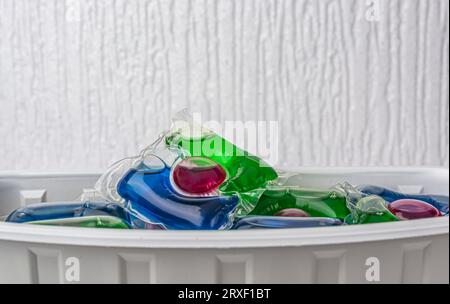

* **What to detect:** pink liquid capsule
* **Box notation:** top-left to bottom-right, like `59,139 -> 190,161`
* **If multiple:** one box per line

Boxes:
173,157 -> 227,194
274,208 -> 310,217
388,199 -> 441,220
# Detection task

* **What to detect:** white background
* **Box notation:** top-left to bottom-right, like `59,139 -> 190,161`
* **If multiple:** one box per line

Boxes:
0,0 -> 448,172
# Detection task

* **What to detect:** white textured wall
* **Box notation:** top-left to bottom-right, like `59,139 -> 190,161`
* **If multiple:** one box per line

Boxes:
0,0 -> 448,171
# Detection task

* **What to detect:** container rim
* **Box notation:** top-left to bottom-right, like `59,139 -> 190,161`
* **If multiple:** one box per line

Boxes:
0,217 -> 447,249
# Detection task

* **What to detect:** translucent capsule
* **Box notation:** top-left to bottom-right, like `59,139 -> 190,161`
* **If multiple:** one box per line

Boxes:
388,199 -> 441,220
117,162 -> 239,230
249,187 -> 349,220
274,208 -> 310,217
357,185 -> 449,216
346,195 -> 399,224
232,216 -> 342,230
172,157 -> 226,194
29,216 -> 131,229
6,201 -> 130,224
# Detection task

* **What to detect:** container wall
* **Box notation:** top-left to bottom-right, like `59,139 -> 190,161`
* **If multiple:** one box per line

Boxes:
0,234 -> 448,284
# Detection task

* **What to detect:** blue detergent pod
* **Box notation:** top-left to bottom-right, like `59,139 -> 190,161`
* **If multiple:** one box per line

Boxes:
357,185 -> 449,216
232,216 -> 343,230
116,149 -> 239,230
6,201 -> 130,224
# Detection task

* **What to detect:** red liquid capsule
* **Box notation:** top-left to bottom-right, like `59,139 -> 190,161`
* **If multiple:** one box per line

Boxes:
388,199 -> 441,220
173,157 -> 227,194
274,208 -> 310,217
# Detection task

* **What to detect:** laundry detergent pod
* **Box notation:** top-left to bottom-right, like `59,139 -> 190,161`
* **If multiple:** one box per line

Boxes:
232,216 -> 342,230
388,199 -> 442,220
172,157 -> 227,194
29,216 -> 131,229
114,147 -> 239,230
357,185 -> 449,216
248,186 -> 350,220
165,110 -> 278,194
274,208 -> 310,217
345,195 -> 399,224
6,201 -> 130,225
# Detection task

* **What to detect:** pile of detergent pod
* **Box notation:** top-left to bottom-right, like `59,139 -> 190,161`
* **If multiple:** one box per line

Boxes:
6,111 -> 449,230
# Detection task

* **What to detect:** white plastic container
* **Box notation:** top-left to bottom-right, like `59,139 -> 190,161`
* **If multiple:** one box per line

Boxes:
0,168 -> 448,284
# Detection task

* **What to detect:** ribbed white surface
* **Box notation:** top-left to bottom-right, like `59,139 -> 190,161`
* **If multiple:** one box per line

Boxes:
0,0 -> 448,171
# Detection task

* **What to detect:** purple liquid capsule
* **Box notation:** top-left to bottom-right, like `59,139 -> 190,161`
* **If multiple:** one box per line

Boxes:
388,199 -> 441,220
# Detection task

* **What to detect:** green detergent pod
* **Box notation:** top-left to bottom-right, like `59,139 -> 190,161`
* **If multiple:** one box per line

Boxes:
29,215 -> 131,229
248,186 -> 350,220
344,195 -> 399,224
165,111 -> 278,194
